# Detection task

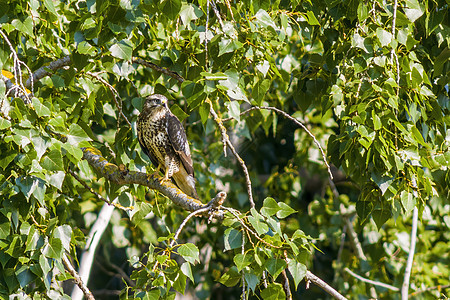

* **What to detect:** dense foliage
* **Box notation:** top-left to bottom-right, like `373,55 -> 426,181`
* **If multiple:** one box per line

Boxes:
0,0 -> 448,299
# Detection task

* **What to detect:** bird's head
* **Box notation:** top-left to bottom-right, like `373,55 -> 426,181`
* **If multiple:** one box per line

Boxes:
143,94 -> 168,110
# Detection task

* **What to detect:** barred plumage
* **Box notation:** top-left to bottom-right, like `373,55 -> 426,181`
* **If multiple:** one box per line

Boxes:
137,94 -> 198,199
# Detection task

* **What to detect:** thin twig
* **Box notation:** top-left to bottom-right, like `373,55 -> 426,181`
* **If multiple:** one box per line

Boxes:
344,267 -> 399,291
86,71 -> 132,127
241,230 -> 246,300
210,0 -> 225,29
391,0 -> 400,90
223,106 -> 333,180
305,271 -> 347,300
208,100 -> 255,208
132,57 -> 185,83
63,253 -> 95,300
205,0 -> 210,70
409,284 -> 450,297
68,168 -> 133,211
0,29 -> 31,102
170,207 -> 210,248
221,206 -> 281,249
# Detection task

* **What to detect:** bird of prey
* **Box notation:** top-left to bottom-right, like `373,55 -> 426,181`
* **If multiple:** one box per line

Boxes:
137,94 -> 199,199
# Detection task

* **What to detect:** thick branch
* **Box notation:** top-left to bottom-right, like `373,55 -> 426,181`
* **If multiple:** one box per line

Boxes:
401,206 -> 418,299
26,55 -> 71,88
81,147 -> 225,216
72,202 -> 115,300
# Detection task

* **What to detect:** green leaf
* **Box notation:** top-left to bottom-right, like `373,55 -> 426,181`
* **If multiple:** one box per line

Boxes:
218,39 -> 243,56
276,202 -> 297,219
179,3 -> 203,25
0,117 -> 11,130
305,11 -> 319,25
224,228 -> 242,250
31,97 -> 51,117
43,0 -> 59,16
372,208 -> 391,229
244,272 -> 259,292
218,69 -> 249,102
67,123 -> 92,145
41,149 -> 64,171
288,260 -> 307,290
177,243 -> 199,264
199,101 -> 210,125
15,265 -> 36,288
261,283 -> 286,300
42,237 -> 63,259
248,210 -> 269,235
261,197 -> 279,217
225,101 -> 240,122
254,9 -> 277,30
265,258 -> 286,280
77,41 -> 97,56
201,71 -> 228,80
12,17 -> 33,36
162,0 -> 182,20
218,266 -> 241,287
376,28 -> 392,47
404,0 -> 424,22
233,253 -> 252,272
110,39 -> 134,61
170,104 -> 189,122
53,225 -> 72,252
180,262 -> 194,283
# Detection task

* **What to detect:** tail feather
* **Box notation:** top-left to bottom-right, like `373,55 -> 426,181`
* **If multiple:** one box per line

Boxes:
172,166 -> 199,199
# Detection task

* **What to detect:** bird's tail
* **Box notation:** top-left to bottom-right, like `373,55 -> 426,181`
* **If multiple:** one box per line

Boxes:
172,167 -> 199,199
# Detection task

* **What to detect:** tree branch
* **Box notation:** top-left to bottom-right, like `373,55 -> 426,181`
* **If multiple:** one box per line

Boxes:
132,57 -> 185,83
81,147 -> 225,217
71,202 -> 115,300
63,253 -> 95,300
305,271 -> 347,300
344,267 -> 399,291
401,206 -> 418,299
208,100 -> 255,208
25,55 -> 71,88
222,106 -> 333,180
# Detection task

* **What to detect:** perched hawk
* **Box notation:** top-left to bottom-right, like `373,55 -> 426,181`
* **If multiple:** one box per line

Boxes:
137,94 -> 199,199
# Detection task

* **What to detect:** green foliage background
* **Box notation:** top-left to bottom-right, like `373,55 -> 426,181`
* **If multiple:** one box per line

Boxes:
0,0 -> 448,299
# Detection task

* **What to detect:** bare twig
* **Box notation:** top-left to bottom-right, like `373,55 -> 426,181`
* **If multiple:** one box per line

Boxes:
391,0 -> 400,89
409,284 -> 450,297
401,206 -> 418,300
305,271 -> 347,300
0,29 -> 32,102
281,270 -> 292,300
223,106 -> 333,180
68,168 -> 133,211
72,202 -> 115,300
344,267 -> 399,291
132,57 -> 185,83
63,253 -> 95,300
241,230 -> 246,300
86,71 -> 132,127
210,0 -> 225,29
208,100 -> 255,208
170,207 -> 211,248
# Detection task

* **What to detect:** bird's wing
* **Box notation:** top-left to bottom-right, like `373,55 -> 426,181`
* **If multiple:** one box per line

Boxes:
166,113 -> 195,177
137,115 -> 159,167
